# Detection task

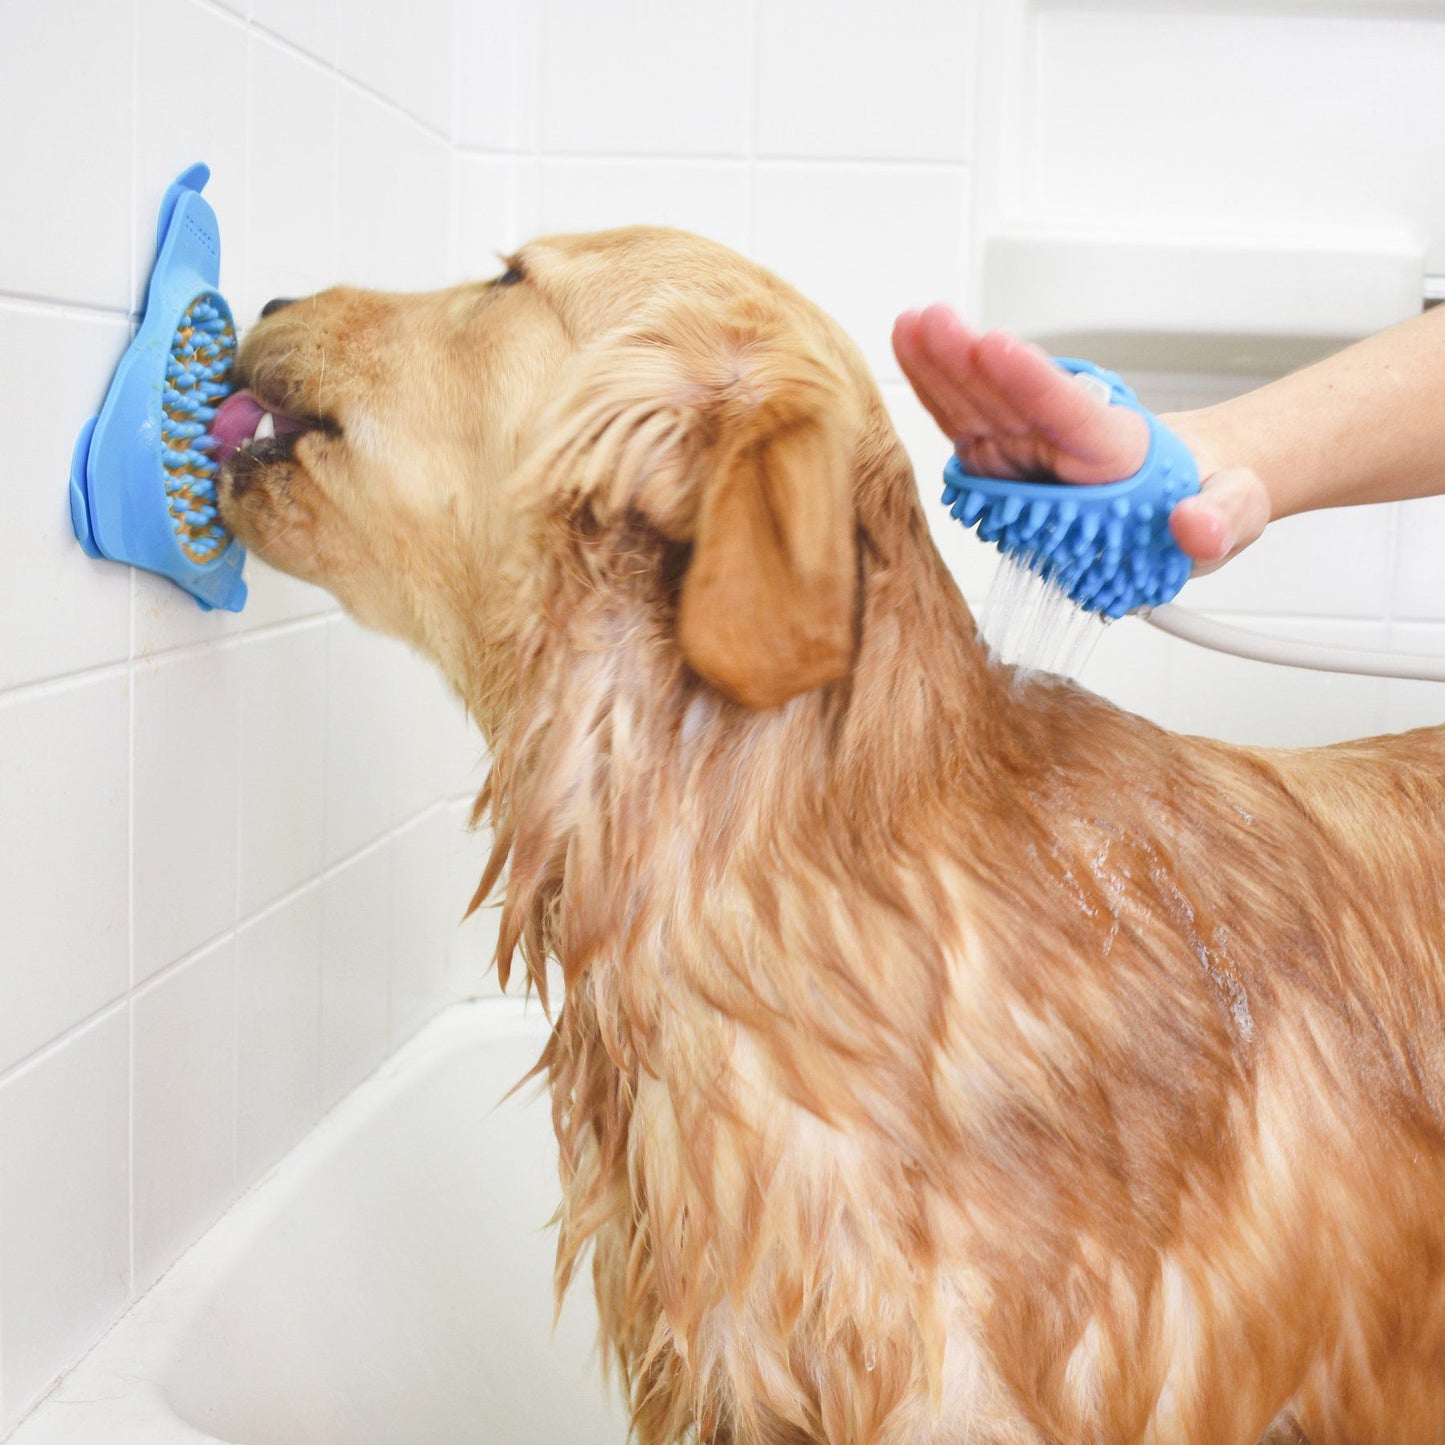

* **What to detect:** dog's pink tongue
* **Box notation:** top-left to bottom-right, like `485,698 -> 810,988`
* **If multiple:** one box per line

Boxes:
209,391 -> 312,465
210,392 -> 266,465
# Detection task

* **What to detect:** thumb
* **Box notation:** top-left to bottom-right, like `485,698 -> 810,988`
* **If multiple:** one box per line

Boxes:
1168,468 -> 1271,576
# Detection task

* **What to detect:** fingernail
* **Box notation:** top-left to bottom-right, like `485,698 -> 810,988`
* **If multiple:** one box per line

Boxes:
1204,502 -> 1236,557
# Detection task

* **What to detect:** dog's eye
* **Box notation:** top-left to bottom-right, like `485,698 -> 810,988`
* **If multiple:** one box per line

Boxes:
493,264 -> 524,287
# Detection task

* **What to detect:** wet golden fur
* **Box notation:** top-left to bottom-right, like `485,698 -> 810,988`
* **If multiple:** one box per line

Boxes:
221,228 -> 1445,1443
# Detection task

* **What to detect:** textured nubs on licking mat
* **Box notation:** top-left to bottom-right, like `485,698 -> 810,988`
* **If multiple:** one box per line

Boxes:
162,293 -> 236,564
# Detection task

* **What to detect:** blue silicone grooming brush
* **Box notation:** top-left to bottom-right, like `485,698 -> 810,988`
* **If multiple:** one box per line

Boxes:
68,163 -> 247,612
940,359 -> 1199,619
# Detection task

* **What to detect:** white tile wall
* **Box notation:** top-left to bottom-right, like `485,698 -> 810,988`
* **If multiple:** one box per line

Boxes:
451,155 -> 539,279
538,160 -> 753,255
389,809 -> 457,1042
0,1010 -> 129,1433
336,87 -> 452,291
0,677 -> 130,1075
0,305 -> 132,691
1393,495 -> 1445,623
0,3 -> 134,311
239,624 -> 329,916
320,842 -> 394,1108
246,35 -> 340,327
753,164 -> 970,381
131,936 -> 237,1294
539,0 -> 752,156
236,884 -> 324,1187
1180,503 -> 1397,621
452,0 -> 540,151
444,800 -> 503,1003
0,0 -> 482,1431
323,620 -> 452,864
132,645 -> 242,984
4,0 -> 1442,1432
754,0 -> 978,162
252,0 -> 337,65
336,0 -> 454,134
1029,7 -> 1445,276
1149,617 -> 1390,749
134,0 -> 251,318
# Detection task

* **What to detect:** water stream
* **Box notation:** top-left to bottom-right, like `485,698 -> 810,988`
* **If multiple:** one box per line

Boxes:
980,554 -> 1112,682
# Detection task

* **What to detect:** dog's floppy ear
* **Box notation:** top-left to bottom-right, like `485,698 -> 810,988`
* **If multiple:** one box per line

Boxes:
524,298 -> 859,708
677,392 -> 856,710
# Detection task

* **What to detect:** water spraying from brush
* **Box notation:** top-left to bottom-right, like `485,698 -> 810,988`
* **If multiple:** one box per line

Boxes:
980,554 -> 1111,682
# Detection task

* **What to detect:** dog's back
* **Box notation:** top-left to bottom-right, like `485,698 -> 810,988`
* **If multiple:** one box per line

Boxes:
540,421 -> 1445,1443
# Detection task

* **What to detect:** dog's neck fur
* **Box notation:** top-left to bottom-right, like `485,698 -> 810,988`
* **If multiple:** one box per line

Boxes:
434,409 -> 1445,1442
461,412 -> 1001,994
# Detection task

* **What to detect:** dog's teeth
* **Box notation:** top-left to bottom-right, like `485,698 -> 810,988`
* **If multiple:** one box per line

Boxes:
254,412 -> 276,443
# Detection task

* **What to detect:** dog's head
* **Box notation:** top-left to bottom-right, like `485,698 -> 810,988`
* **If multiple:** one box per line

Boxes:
220,227 -> 898,714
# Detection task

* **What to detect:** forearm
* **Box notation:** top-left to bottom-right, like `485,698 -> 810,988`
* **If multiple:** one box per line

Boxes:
1164,304 -> 1445,521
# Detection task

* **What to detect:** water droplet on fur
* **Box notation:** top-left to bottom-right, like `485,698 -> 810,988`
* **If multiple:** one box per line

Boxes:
864,1342 -> 878,1373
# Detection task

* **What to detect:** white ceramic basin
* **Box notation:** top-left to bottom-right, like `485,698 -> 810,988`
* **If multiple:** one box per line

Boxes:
10,999 -> 626,1444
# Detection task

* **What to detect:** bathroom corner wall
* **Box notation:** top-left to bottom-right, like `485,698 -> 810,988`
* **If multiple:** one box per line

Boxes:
0,0 -> 496,1433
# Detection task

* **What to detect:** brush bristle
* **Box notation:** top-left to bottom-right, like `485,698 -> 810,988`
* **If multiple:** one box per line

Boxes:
161,293 -> 235,565
942,465 -> 1194,619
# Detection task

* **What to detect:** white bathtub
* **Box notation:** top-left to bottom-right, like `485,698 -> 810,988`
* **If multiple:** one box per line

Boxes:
10,1000 -> 627,1445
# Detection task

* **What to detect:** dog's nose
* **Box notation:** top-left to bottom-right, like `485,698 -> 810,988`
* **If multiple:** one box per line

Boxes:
260,296 -> 296,318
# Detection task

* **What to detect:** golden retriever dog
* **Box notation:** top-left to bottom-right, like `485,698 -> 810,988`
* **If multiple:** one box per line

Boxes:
218,228 -> 1445,1444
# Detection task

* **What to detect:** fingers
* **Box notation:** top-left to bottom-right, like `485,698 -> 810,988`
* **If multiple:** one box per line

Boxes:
1169,469 -> 1271,574
893,305 -> 1149,484
973,331 -> 1150,482
895,306 -> 1272,576
915,307 -> 1035,444
893,305 -> 1003,449
892,309 -> 959,443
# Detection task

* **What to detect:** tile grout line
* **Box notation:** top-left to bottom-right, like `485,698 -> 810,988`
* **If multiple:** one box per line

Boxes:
0,789 -> 456,1101
247,15 -> 335,75
456,145 -> 971,171
0,610 -> 336,711
0,289 -> 136,323
190,0 -> 449,143
0,1000 -> 131,1107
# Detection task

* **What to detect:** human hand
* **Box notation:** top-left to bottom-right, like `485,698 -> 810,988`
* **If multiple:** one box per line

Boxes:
892,304 -> 1269,573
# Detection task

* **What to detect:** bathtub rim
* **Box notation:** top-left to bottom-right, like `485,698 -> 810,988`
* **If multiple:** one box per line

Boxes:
6,995 -> 555,1445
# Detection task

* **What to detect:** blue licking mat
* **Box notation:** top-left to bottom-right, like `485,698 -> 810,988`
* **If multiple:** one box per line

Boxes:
68,163 -> 247,612
940,358 -> 1199,619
